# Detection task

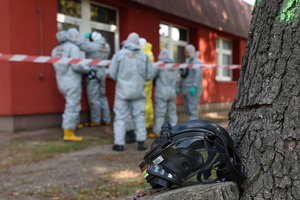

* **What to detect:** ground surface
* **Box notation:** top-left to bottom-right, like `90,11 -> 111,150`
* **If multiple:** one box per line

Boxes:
0,106 -> 229,200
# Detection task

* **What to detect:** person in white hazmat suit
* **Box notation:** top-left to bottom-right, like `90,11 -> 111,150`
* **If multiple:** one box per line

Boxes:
109,32 -> 154,152
69,28 -> 111,127
51,30 -> 92,141
176,44 -> 203,120
149,49 -> 179,138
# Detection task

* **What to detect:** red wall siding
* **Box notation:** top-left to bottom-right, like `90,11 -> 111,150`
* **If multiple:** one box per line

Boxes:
0,0 -> 13,115
0,0 -> 92,115
199,27 -> 240,103
7,0 -> 63,115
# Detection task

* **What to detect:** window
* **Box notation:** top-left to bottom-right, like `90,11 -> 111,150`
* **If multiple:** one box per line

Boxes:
57,0 -> 119,59
216,37 -> 233,81
159,23 -> 188,63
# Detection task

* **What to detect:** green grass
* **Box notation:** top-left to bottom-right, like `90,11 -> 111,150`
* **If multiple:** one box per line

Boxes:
72,176 -> 149,199
0,135 -> 113,168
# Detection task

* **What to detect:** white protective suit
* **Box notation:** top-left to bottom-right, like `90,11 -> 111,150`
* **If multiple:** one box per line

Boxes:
179,45 -> 203,120
152,49 -> 179,135
51,31 -> 91,130
109,33 -> 154,145
76,32 -> 111,124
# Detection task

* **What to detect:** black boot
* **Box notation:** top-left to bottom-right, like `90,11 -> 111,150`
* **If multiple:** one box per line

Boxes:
125,130 -> 136,143
112,145 -> 124,152
138,141 -> 147,151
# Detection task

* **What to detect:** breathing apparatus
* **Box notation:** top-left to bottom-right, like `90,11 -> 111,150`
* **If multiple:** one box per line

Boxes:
139,120 -> 247,189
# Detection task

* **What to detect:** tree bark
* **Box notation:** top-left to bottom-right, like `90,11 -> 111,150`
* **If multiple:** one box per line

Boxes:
228,0 -> 300,199
126,181 -> 240,200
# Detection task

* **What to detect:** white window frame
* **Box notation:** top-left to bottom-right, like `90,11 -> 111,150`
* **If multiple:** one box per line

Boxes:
216,37 -> 233,82
56,0 -> 119,53
159,22 -> 188,62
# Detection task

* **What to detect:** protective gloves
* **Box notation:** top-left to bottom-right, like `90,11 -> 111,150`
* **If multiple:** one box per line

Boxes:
176,88 -> 180,95
190,87 -> 196,96
85,32 -> 91,38
86,68 -> 97,80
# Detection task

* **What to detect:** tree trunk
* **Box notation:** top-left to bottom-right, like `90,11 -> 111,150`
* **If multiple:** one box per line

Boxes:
228,0 -> 300,199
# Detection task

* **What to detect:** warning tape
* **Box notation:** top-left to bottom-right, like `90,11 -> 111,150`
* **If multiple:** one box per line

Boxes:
0,53 -> 241,69
153,62 -> 241,69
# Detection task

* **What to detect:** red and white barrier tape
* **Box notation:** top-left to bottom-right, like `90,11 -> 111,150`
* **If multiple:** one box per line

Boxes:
153,62 -> 241,69
0,53 -> 241,69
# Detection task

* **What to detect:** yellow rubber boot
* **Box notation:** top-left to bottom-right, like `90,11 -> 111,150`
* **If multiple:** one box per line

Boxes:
76,124 -> 84,129
102,121 -> 111,126
84,122 -> 101,127
148,133 -> 159,138
63,129 -> 83,142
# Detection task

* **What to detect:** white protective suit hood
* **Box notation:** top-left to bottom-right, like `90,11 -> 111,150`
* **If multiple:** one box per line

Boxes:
158,48 -> 173,63
185,44 -> 200,62
94,36 -> 107,46
56,30 -> 72,44
124,42 -> 141,51
185,44 -> 196,58
139,38 -> 147,51
126,32 -> 140,45
68,28 -> 80,43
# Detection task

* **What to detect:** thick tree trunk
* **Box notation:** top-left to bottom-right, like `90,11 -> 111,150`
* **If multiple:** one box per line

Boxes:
228,0 -> 300,199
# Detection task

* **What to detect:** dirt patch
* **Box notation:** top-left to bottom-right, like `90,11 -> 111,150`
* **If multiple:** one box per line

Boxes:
0,108 -> 230,200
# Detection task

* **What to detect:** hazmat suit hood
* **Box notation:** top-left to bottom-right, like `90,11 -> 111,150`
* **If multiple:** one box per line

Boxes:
143,43 -> 154,62
68,28 -> 80,43
126,32 -> 140,45
185,44 -> 196,58
185,44 -> 200,62
139,38 -> 147,50
124,42 -> 141,51
124,32 -> 141,51
94,36 -> 107,46
144,43 -> 152,52
56,30 -> 72,44
158,48 -> 173,63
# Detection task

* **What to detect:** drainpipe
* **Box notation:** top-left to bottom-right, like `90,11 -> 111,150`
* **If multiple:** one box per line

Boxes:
38,0 -> 44,78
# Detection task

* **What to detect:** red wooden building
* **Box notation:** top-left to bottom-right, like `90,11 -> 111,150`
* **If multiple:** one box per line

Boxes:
0,0 -> 252,132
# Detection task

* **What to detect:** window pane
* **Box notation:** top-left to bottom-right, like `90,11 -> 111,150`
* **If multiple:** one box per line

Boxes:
222,69 -> 230,77
58,0 -> 81,18
92,29 -> 115,59
173,45 -> 185,63
57,22 -> 79,31
159,24 -> 169,37
172,27 -> 188,41
172,27 -> 180,41
222,54 -> 231,64
223,40 -> 231,50
90,4 -> 117,25
178,27 -> 188,41
160,42 -> 168,51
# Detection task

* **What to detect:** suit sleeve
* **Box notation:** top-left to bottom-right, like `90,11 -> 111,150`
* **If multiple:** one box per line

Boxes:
108,53 -> 119,81
191,59 -> 203,87
146,56 -> 154,81
69,46 -> 91,74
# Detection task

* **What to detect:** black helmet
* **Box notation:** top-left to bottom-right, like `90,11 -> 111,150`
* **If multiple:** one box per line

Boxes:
139,120 -> 247,189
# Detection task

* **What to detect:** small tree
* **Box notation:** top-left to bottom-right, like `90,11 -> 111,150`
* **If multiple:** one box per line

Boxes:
228,0 -> 300,199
